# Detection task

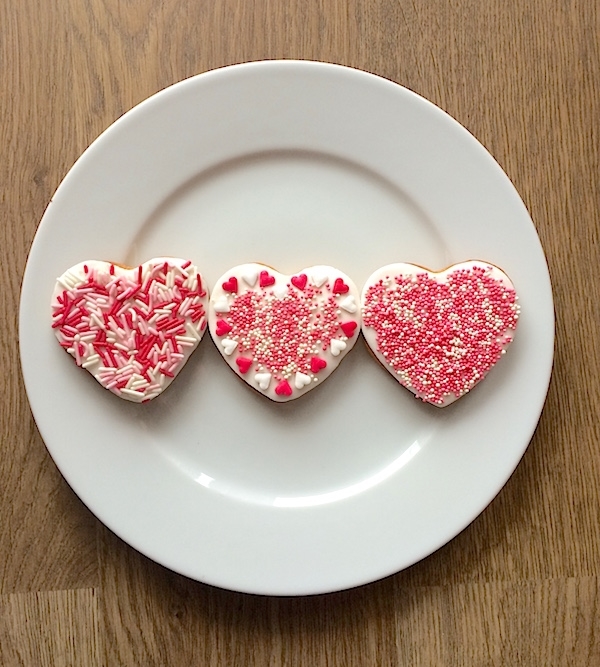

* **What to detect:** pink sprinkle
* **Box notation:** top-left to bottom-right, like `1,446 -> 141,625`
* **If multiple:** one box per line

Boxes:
215,319 -> 232,336
235,357 -> 253,374
291,274 -> 308,290
332,278 -> 349,294
340,321 -> 357,337
275,379 -> 293,396
259,271 -> 275,288
222,277 -> 238,293
310,357 -> 327,373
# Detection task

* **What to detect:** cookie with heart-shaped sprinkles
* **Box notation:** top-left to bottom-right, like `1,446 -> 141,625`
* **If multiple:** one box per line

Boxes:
361,261 -> 519,406
51,258 -> 208,403
208,264 -> 361,401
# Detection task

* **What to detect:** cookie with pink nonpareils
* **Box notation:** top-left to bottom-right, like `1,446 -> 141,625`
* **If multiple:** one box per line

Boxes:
208,264 -> 361,401
361,261 -> 520,406
51,258 -> 208,402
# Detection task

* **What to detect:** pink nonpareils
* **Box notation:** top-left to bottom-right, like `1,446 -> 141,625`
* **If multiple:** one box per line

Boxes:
361,261 -> 520,406
51,258 -> 209,402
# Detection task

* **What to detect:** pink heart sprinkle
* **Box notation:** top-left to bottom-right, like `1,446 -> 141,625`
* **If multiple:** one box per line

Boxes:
215,320 -> 232,336
310,357 -> 327,373
235,357 -> 253,374
340,321 -> 357,337
275,379 -> 293,396
259,271 -> 276,288
291,274 -> 308,290
222,277 -> 238,293
332,278 -> 349,294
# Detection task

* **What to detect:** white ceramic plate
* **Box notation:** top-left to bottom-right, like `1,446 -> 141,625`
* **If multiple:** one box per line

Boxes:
20,61 -> 554,595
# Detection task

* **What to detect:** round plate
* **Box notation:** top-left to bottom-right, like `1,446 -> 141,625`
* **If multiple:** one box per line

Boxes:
20,61 -> 554,595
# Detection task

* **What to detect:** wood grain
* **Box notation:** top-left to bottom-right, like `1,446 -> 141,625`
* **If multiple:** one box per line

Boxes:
0,589 -> 100,666
1,0 -> 599,664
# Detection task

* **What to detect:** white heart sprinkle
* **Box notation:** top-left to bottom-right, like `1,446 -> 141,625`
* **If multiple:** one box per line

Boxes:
294,372 -> 312,389
213,296 -> 230,313
273,285 -> 288,298
311,271 -> 328,288
339,295 -> 357,313
221,338 -> 238,356
242,270 -> 258,287
255,372 -> 272,390
330,338 -> 347,356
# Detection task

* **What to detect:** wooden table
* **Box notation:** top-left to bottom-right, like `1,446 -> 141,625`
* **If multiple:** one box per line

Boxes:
2,1 -> 598,664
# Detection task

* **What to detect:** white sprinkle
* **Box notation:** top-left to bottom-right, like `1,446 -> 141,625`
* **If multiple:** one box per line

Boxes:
330,338 -> 347,356
176,335 -> 197,344
213,296 -> 230,313
179,297 -> 192,315
143,391 -> 160,401
242,269 -> 258,286
311,271 -> 328,287
339,295 -> 358,313
120,388 -> 146,400
185,325 -> 201,340
90,313 -> 104,329
294,372 -> 311,389
222,338 -> 238,355
130,379 -> 149,390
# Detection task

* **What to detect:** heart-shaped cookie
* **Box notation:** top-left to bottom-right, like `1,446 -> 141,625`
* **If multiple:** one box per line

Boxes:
361,261 -> 519,406
208,264 -> 361,401
51,258 -> 208,402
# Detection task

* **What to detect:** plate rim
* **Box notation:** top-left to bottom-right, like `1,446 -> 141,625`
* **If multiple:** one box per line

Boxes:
19,60 -> 555,595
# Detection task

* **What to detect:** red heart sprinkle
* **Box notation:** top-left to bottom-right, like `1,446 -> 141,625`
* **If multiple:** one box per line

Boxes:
215,320 -> 232,336
291,274 -> 308,290
340,321 -> 357,337
275,379 -> 293,396
259,271 -> 276,288
235,357 -> 253,374
333,278 -> 349,294
222,277 -> 238,293
310,357 -> 327,373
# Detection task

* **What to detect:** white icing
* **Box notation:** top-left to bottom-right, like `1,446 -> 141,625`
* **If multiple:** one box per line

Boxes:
213,296 -> 230,313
